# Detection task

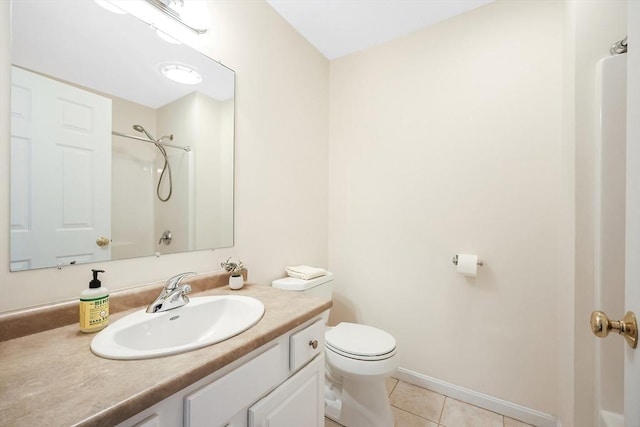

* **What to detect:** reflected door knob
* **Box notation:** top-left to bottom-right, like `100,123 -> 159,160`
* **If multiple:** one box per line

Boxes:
590,310 -> 638,349
96,237 -> 110,247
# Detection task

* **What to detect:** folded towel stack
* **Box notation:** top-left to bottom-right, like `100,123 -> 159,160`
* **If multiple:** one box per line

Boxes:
285,265 -> 327,280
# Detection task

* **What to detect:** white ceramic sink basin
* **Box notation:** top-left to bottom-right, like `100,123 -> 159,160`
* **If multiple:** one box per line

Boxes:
91,295 -> 265,360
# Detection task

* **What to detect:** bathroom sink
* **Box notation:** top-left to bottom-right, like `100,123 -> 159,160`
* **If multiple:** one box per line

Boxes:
91,295 -> 265,360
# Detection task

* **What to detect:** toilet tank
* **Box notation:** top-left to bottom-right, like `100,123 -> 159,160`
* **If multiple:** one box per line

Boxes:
271,272 -> 334,299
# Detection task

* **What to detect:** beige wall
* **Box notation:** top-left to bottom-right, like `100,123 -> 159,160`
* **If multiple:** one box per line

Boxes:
329,0 -> 566,415
558,2 -> 577,424
0,0 -> 329,311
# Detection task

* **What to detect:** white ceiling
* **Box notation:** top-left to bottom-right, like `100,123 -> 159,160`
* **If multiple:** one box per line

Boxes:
265,0 -> 494,60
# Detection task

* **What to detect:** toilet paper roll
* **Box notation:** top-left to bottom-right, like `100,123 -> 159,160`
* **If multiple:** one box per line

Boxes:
456,254 -> 478,277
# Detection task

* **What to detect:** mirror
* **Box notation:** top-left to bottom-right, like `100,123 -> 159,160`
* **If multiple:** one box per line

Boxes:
9,0 -> 235,271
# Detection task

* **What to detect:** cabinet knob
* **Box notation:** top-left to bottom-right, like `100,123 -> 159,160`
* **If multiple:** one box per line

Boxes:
309,339 -> 318,349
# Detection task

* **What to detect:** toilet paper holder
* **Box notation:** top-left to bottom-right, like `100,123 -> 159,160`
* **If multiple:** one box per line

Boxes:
452,255 -> 484,266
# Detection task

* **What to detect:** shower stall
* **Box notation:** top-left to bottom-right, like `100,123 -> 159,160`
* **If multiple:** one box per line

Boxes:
110,91 -> 231,260
110,100 -> 193,260
111,123 -> 192,260
594,52 -> 626,427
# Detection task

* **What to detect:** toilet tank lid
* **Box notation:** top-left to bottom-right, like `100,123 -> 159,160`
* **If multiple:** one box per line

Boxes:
272,272 -> 334,290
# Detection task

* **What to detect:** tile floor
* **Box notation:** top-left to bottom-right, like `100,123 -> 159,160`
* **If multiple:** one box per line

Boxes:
324,378 -> 535,427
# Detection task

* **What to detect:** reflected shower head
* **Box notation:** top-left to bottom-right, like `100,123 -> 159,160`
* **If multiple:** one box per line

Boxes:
131,124 -> 174,202
132,124 -> 155,141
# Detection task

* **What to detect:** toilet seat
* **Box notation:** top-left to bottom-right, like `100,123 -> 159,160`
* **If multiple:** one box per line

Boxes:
325,322 -> 396,361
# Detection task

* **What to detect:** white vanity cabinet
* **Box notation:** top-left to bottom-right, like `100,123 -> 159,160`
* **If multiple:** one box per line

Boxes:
117,318 -> 325,427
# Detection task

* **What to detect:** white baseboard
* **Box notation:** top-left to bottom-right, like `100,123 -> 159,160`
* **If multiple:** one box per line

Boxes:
394,367 -> 558,427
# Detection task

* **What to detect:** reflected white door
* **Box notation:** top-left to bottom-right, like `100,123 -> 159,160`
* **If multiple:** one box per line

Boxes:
10,66 -> 112,270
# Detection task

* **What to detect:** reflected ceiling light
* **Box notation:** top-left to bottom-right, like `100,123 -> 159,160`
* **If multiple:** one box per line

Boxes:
159,64 -> 202,85
94,0 -> 127,14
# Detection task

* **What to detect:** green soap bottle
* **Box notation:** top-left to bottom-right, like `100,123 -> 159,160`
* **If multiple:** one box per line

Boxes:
79,269 -> 109,333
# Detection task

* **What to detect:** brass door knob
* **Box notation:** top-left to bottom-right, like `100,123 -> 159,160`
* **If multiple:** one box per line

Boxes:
96,237 -> 110,247
590,310 -> 638,349
309,340 -> 318,349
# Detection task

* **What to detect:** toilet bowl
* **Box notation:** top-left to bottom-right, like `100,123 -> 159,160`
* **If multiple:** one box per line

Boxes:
324,322 -> 397,427
272,274 -> 398,427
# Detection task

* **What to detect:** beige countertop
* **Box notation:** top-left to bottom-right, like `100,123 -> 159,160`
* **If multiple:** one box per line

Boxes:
0,282 -> 331,426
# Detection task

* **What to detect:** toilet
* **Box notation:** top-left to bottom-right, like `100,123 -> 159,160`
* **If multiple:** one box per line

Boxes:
272,273 -> 398,427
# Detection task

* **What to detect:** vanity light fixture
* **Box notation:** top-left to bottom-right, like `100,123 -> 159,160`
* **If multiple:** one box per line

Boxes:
106,0 -> 209,44
144,0 -> 207,35
159,63 -> 202,85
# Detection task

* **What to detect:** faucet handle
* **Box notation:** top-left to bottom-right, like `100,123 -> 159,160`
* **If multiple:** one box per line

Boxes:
169,284 -> 192,304
165,272 -> 196,291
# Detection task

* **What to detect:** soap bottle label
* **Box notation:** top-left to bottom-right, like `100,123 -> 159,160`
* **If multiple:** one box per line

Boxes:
79,296 -> 109,331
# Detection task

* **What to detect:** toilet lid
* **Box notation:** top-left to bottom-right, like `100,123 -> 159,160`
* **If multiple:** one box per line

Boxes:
325,322 -> 396,361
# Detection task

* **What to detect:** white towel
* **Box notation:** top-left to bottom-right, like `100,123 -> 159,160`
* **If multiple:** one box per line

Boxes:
285,265 -> 327,280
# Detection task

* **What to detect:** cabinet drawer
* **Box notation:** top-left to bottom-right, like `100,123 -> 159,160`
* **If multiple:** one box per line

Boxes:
290,320 -> 324,371
184,344 -> 283,427
248,355 -> 324,427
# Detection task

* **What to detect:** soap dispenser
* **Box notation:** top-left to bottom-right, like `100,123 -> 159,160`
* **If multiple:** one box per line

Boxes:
79,269 -> 109,333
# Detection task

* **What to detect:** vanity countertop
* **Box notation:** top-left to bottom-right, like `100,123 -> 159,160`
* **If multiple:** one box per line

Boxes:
0,283 -> 331,426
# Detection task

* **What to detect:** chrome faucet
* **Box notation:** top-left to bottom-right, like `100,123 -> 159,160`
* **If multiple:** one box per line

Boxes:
146,272 -> 195,313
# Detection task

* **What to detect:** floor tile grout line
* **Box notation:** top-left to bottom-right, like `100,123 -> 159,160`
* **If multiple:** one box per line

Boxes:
391,404 -> 441,425
388,378 -> 399,396
388,378 -> 444,424
438,395 -> 447,425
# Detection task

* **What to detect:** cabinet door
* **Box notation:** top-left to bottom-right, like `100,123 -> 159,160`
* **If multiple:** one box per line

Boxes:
185,344 -> 284,427
248,355 -> 324,427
